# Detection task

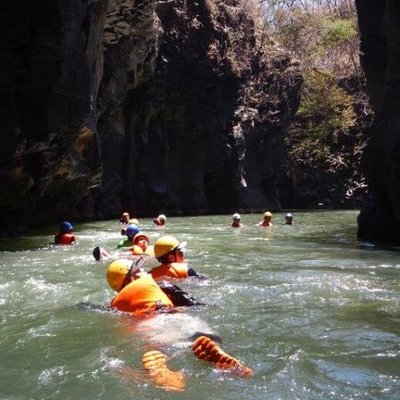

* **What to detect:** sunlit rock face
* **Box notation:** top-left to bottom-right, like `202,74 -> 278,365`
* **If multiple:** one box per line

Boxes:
356,0 -> 400,242
95,0 -> 162,217
96,0 -> 302,217
0,0 -> 301,235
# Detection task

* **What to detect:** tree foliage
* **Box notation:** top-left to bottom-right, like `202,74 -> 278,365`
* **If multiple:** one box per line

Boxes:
296,70 -> 356,141
259,0 -> 372,207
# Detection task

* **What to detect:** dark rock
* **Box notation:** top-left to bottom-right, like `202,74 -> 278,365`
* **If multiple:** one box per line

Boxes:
356,0 -> 400,242
96,0 -> 302,218
0,0 -> 302,235
0,0 -> 106,235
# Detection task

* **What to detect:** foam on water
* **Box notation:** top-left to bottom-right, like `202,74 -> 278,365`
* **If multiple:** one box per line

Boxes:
135,312 -> 214,346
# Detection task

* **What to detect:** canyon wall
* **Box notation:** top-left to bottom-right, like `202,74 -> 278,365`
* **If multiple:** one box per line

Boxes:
95,0 -> 302,218
356,0 -> 400,242
0,0 -> 301,234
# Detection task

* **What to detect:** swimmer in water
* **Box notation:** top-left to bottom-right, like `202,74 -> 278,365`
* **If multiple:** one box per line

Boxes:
117,223 -> 141,249
106,259 -> 252,391
148,235 -> 204,281
285,213 -> 294,225
54,221 -> 76,245
257,211 -> 273,227
153,214 -> 167,227
230,213 -> 243,228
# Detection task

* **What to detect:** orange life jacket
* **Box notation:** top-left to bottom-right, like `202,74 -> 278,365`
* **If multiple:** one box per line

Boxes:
111,273 -> 173,315
150,262 -> 189,281
54,233 -> 76,245
131,245 -> 155,257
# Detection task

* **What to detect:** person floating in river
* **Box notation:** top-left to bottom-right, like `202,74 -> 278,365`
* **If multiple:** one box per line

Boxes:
120,212 -> 140,235
92,246 -> 135,261
285,213 -> 294,225
131,232 -> 155,257
107,258 -> 203,314
106,259 -> 252,391
120,212 -> 131,224
117,223 -> 140,249
257,211 -> 273,227
93,231 -> 153,261
230,213 -> 243,228
54,221 -> 76,245
153,214 -> 167,227
107,259 -> 253,391
107,261 -> 170,312
149,235 -> 204,281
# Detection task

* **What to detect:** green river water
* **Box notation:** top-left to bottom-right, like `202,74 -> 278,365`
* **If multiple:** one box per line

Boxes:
0,210 -> 399,399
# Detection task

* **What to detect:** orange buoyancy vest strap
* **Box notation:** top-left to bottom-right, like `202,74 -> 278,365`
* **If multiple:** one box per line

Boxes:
144,245 -> 155,257
150,263 -> 189,281
131,245 -> 155,257
111,274 -> 173,314
131,245 -> 144,255
55,233 -> 75,245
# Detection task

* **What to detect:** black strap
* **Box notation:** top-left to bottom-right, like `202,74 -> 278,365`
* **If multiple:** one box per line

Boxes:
158,281 -> 205,307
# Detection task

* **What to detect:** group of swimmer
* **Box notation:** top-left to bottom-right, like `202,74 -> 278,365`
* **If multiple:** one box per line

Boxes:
53,209 -> 295,391
230,211 -> 294,228
54,210 -> 294,245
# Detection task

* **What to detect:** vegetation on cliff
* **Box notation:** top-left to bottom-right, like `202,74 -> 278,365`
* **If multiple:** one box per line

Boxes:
260,0 -> 373,209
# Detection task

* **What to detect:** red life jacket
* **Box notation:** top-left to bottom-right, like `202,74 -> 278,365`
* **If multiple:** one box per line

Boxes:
54,233 -> 76,245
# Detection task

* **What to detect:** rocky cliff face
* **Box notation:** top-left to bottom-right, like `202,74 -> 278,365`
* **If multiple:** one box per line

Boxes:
0,0 -> 106,234
0,0 -> 301,235
356,0 -> 400,242
96,0 -> 302,217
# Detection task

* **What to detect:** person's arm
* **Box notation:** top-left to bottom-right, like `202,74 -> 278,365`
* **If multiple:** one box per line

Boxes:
188,267 -> 206,279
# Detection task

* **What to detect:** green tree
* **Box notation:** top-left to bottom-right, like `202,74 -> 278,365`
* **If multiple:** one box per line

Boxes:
259,0 -> 372,208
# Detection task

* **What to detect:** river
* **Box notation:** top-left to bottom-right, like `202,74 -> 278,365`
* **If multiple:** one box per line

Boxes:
0,210 -> 399,399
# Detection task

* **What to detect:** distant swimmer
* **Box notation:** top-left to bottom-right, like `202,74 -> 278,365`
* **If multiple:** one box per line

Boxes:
230,213 -> 243,228
120,212 -> 131,224
257,211 -> 273,227
149,235 -> 204,281
120,212 -> 140,235
117,223 -> 140,249
92,246 -> 135,261
92,225 -> 143,262
153,214 -> 167,227
93,232 -> 153,261
285,213 -> 294,225
131,232 -> 155,257
54,221 -> 76,245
